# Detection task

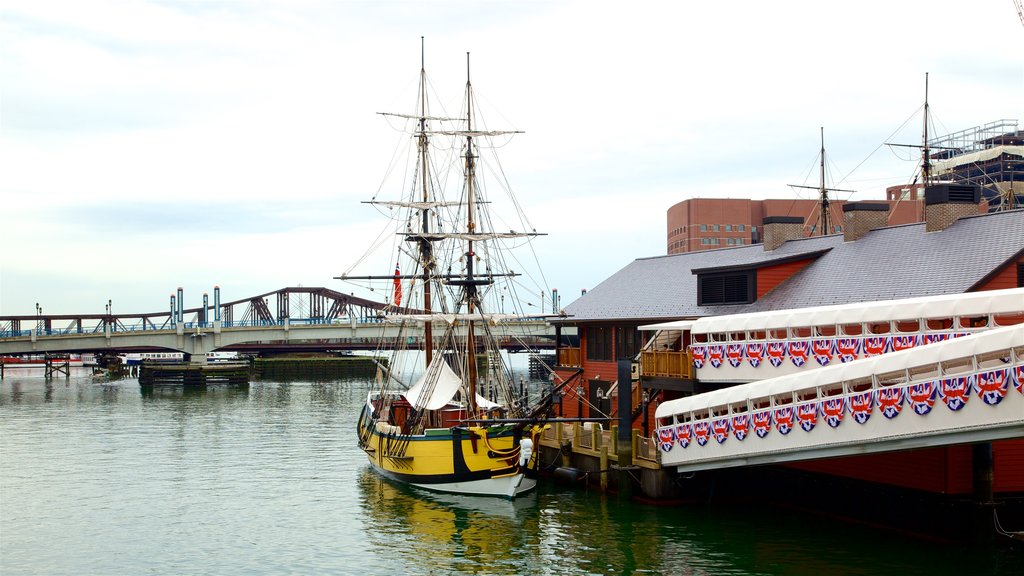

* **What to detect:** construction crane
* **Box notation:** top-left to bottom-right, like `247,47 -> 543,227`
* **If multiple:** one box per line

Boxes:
1015,0 -> 1024,28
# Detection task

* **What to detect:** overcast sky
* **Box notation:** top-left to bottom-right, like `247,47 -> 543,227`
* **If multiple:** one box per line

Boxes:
2,0 -> 1022,317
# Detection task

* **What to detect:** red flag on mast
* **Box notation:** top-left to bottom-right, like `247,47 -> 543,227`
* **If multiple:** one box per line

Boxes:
392,262 -> 402,307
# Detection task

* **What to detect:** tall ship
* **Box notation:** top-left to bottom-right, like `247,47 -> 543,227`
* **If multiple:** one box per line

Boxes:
341,43 -> 566,498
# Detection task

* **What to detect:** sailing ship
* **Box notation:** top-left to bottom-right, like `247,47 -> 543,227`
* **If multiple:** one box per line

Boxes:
341,43 -> 569,498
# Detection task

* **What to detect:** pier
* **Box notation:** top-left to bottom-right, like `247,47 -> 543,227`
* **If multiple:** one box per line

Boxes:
138,362 -> 251,387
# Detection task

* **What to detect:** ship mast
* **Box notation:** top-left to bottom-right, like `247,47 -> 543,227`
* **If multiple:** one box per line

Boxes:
463,51 -> 479,414
417,37 -> 434,367
788,127 -> 854,235
818,127 -> 831,236
921,72 -> 931,188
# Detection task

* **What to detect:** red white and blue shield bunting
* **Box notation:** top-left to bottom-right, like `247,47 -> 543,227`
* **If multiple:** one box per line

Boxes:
877,386 -> 904,419
862,336 -> 889,357
1014,365 -> 1024,396
690,345 -> 706,369
767,341 -> 787,367
712,418 -> 731,444
820,397 -> 846,428
891,335 -> 920,352
774,406 -> 795,435
746,343 -> 764,368
752,410 -> 772,438
796,402 -> 818,432
658,427 -> 676,452
976,368 -> 1010,406
676,423 -> 692,449
849,390 -> 874,424
732,413 -> 750,441
788,341 -> 810,367
907,381 -> 937,415
836,338 -> 860,363
923,333 -> 949,345
726,344 -> 744,368
693,421 -> 711,446
939,376 -> 973,411
812,339 -> 834,366
707,346 -> 724,369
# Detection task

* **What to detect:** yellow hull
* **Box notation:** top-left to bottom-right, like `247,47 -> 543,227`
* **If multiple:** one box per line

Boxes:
358,404 -> 541,498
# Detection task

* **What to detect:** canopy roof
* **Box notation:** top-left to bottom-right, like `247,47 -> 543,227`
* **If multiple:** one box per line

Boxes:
655,323 -> 1023,420
641,287 -> 1024,334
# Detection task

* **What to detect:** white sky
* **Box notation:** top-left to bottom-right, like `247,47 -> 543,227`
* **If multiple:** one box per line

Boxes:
2,0 -> 1022,317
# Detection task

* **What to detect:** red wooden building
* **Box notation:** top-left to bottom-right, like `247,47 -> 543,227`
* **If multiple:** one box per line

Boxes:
553,188 -> 1024,503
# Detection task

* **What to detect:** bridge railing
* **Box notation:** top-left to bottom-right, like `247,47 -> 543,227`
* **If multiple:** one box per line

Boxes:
0,316 -> 390,338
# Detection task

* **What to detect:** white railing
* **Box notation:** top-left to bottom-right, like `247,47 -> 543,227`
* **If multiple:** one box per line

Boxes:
655,324 -> 1024,472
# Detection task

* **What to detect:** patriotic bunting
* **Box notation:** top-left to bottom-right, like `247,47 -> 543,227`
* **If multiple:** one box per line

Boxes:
690,345 -> 706,369
746,343 -> 764,368
976,369 -> 1010,406
752,410 -> 772,438
707,345 -> 724,369
812,339 -> 834,366
767,342 -> 787,367
726,344 -> 744,368
712,418 -> 731,444
658,427 -> 676,452
877,386 -> 904,419
849,390 -> 874,424
676,423 -> 692,449
939,376 -> 973,411
796,402 -> 818,432
907,381 -> 937,415
836,338 -> 860,363
820,397 -> 846,428
774,406 -> 795,435
891,335 -> 919,352
732,414 -> 750,441
693,421 -> 710,446
662,363 -> 1023,461
788,341 -> 810,367
862,336 -> 889,357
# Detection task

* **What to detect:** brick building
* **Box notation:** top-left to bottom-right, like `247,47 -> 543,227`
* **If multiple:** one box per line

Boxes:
666,197 -> 928,254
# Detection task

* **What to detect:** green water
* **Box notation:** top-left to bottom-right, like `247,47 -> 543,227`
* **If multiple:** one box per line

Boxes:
2,370 -> 1022,575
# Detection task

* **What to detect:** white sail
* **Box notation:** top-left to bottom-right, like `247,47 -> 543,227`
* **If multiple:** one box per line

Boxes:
404,354 -> 500,410
404,356 -> 463,410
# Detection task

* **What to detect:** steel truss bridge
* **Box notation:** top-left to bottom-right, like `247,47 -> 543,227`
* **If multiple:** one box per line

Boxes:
0,287 -> 557,359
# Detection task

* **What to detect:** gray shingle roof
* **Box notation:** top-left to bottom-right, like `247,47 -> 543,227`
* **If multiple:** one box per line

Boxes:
561,209 -> 1024,322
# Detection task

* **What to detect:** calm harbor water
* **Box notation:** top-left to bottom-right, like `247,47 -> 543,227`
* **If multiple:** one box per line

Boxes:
2,369 -> 1022,575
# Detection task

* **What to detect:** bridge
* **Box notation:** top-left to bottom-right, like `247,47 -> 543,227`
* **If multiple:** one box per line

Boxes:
654,324 -> 1024,473
0,286 -> 559,359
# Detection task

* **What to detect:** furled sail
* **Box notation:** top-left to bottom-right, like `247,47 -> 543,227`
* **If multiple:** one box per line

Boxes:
404,354 -> 500,410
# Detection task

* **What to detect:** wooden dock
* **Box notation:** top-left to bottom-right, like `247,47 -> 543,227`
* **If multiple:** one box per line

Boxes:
139,362 -> 251,387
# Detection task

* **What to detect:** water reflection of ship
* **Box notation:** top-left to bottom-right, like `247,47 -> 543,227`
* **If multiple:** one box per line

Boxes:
357,468 -> 539,566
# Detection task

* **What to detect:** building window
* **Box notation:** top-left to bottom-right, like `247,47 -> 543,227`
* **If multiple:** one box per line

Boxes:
698,271 -> 756,305
586,326 -> 613,361
751,226 -> 757,232
700,224 -> 707,232
712,224 -> 719,232
738,225 -> 745,232
725,224 -> 732,232
1018,263 -> 1024,288
615,327 -> 641,358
